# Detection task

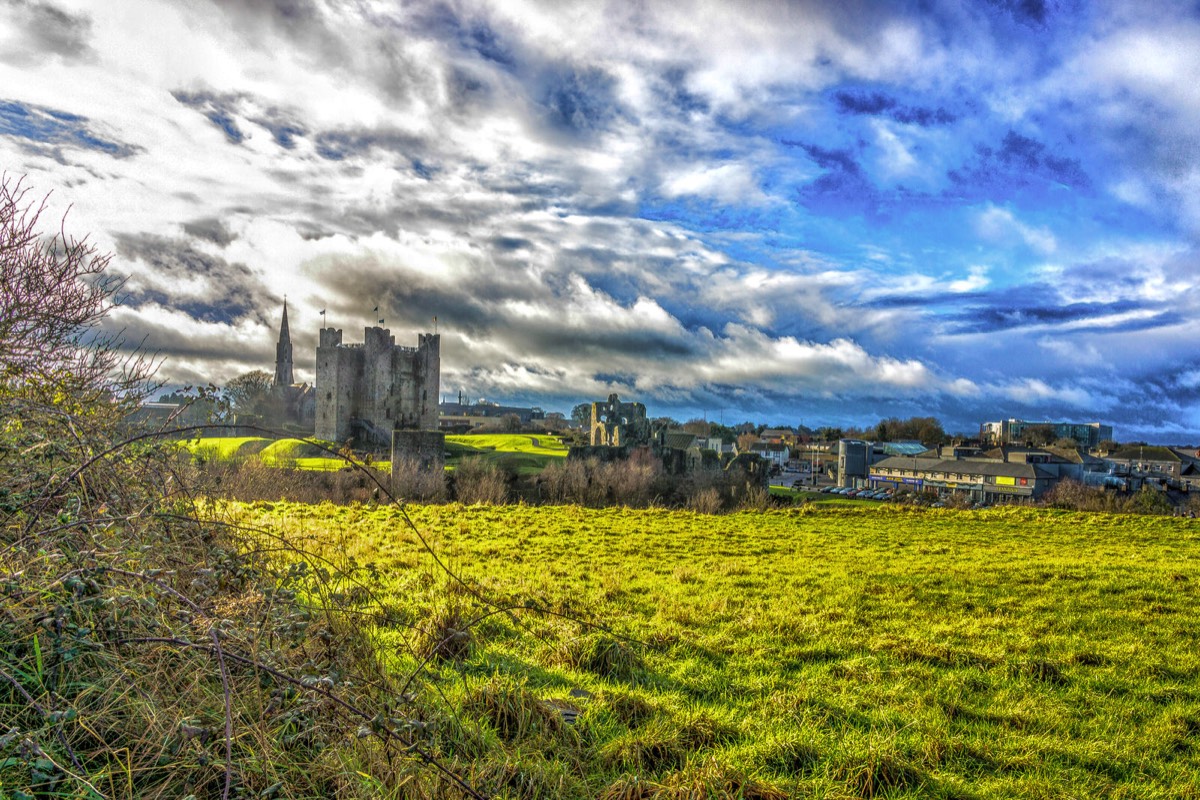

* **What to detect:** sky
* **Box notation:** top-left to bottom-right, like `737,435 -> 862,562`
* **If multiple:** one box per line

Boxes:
2,0 -> 1199,441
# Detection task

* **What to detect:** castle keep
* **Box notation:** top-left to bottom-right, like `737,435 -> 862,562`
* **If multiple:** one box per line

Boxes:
315,325 -> 440,446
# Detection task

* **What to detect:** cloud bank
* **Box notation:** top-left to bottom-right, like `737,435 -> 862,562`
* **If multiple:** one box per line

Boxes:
2,0 -> 1198,440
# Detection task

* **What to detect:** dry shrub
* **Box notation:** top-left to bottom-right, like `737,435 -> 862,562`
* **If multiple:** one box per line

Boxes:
942,491 -> 974,510
735,484 -> 772,511
454,457 -> 508,505
390,456 -> 447,502
539,457 -> 592,504
204,459 -> 391,504
0,177 -> 479,799
686,487 -> 723,514
1044,479 -> 1126,513
540,451 -> 661,507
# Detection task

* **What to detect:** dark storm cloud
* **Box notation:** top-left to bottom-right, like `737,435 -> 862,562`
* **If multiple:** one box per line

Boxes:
1,1 -> 95,65
945,302 -> 1177,335
834,90 -> 895,115
789,142 -> 892,218
656,68 -> 710,116
182,217 -> 236,247
410,2 -> 519,69
0,100 -> 139,157
305,254 -> 700,367
798,144 -> 862,176
948,129 -> 1090,194
312,129 -> 426,161
871,275 -> 1181,334
305,256 -> 534,338
115,233 -> 271,324
206,0 -> 322,35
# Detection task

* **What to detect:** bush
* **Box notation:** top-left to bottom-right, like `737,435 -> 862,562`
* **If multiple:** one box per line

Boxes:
454,456 -> 508,504
0,177 -> 477,798
539,451 -> 661,507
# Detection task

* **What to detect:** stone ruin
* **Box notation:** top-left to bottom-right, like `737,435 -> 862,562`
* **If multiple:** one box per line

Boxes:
574,393 -> 766,486
590,393 -> 653,447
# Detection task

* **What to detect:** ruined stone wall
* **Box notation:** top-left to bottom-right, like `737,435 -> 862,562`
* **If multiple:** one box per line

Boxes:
391,430 -> 446,481
589,393 -> 651,447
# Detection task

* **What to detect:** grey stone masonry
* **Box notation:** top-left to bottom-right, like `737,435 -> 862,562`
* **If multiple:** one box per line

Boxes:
315,325 -> 440,445
390,430 -> 446,480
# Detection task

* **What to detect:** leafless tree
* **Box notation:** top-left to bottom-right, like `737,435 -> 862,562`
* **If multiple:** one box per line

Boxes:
0,175 -> 149,402
223,368 -> 275,415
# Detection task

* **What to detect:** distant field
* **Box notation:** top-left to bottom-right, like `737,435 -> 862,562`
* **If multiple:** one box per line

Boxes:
445,433 -> 570,455
232,501 -> 1200,799
182,433 -> 570,474
182,436 -> 269,460
444,432 -> 569,475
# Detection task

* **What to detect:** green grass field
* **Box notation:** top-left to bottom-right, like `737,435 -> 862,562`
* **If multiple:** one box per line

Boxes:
181,436 -> 270,460
445,433 -> 569,475
182,433 -> 569,474
230,501 -> 1200,799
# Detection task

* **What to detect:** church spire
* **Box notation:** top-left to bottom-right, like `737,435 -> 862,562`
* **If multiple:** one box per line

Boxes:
274,300 -> 294,387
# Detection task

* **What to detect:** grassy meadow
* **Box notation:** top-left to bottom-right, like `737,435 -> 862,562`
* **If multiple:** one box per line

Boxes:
444,433 -> 569,475
229,501 -> 1200,799
182,433 -> 569,474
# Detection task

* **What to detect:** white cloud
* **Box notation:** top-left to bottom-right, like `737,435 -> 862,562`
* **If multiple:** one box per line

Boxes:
948,265 -> 990,293
660,163 -> 767,205
975,205 -> 1057,255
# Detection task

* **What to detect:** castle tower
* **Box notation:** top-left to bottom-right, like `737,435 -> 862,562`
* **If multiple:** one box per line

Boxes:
274,301 -> 294,387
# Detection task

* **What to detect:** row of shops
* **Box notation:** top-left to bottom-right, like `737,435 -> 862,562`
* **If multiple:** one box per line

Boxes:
866,458 -> 1048,503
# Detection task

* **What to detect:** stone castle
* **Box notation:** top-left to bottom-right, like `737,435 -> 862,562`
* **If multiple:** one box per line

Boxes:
270,304 -> 440,450
315,326 -> 440,445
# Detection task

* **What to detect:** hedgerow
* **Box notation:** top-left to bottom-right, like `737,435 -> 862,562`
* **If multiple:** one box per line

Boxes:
0,177 -> 488,799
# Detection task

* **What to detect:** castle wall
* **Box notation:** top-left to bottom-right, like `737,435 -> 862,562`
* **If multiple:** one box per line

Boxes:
315,326 -> 440,445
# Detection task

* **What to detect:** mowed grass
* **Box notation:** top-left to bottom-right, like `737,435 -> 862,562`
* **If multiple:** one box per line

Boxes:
182,435 -> 270,460
183,433 -> 568,474
232,501 -> 1200,799
445,433 -> 569,475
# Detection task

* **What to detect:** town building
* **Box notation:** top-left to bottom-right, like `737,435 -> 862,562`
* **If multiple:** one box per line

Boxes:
748,441 -> 791,469
868,452 -> 1058,503
438,396 -> 545,432
1103,446 -> 1200,491
979,418 -> 1113,448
